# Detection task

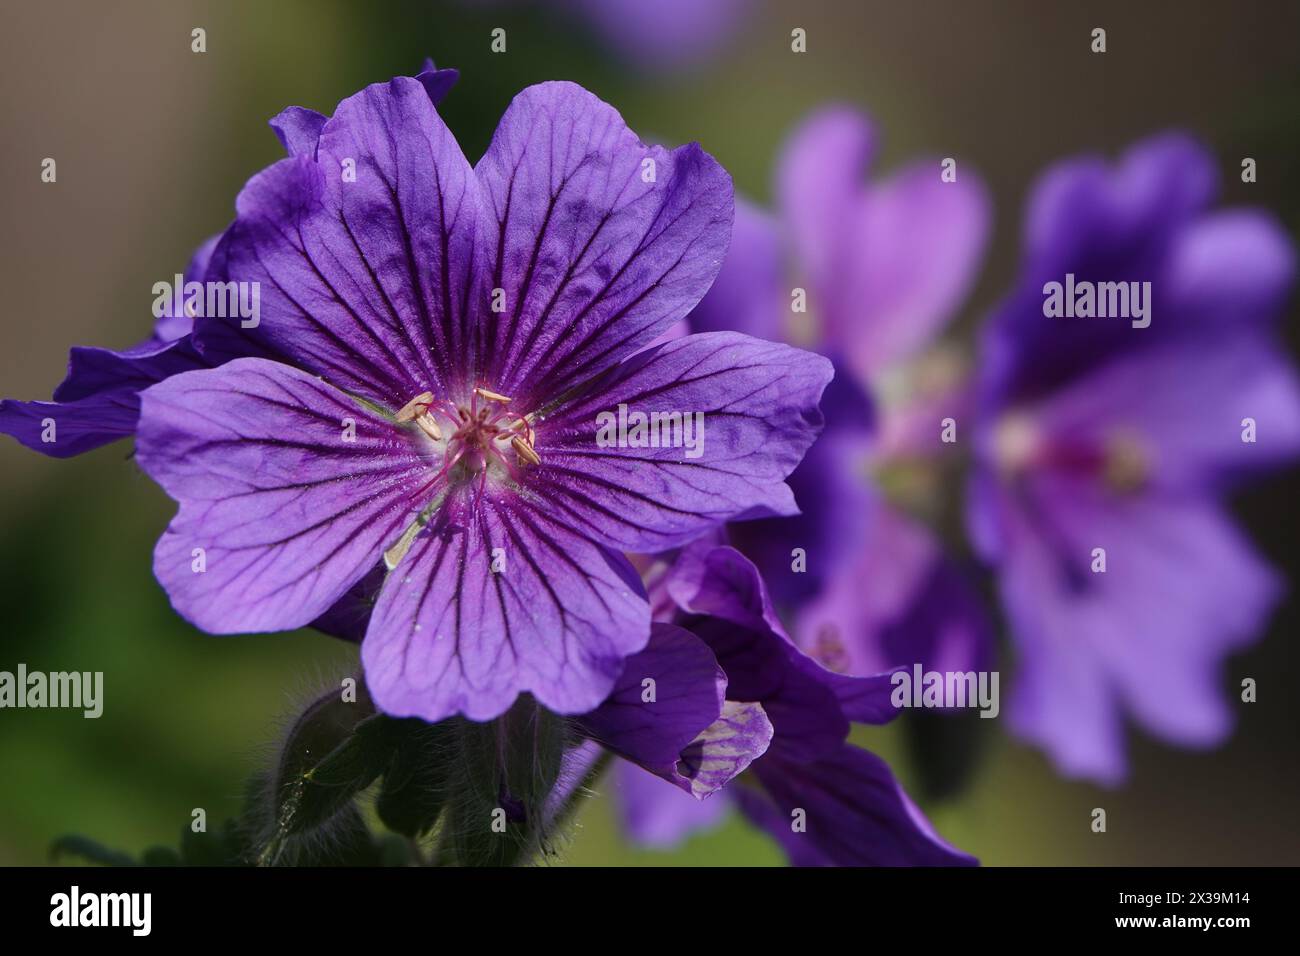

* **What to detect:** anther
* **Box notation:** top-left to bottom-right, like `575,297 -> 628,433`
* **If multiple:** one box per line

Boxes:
395,391 -> 435,423
475,386 -> 512,404
511,435 -> 541,466
415,414 -> 443,442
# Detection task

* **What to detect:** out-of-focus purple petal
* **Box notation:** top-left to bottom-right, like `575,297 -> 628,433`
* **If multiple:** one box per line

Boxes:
982,132 -> 1222,404
982,469 -> 1283,784
687,197 -> 785,342
727,369 -> 875,606
796,496 -> 995,682
1022,336 -> 1300,492
612,758 -> 728,848
474,81 -> 733,405
561,0 -> 751,70
136,358 -> 432,634
777,107 -> 989,379
1162,209 -> 1295,328
777,107 -> 877,289
535,332 -> 832,553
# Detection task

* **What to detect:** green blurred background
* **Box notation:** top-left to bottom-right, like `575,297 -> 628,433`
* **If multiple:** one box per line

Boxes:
1,0 -> 1298,865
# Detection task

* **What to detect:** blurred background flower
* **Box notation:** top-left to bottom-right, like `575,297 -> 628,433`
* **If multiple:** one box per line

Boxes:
2,0 -> 1299,865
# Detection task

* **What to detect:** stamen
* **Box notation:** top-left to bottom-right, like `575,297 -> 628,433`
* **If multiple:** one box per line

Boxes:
415,414 -> 443,442
1104,432 -> 1147,492
511,435 -> 541,466
474,386 -> 512,405
395,391 -> 435,423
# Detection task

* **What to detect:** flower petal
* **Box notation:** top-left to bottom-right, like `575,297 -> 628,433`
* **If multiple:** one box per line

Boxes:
148,235 -> 220,345
269,106 -> 328,158
535,331 -> 833,553
982,132 -> 1223,404
474,81 -> 733,405
0,393 -> 139,458
777,106 -> 877,289
197,76 -> 489,406
778,107 -> 990,378
740,745 -> 978,866
1028,335 -> 1300,491
580,622 -> 772,798
578,622 -> 726,779
136,358 -> 431,634
667,544 -> 897,756
2,338 -> 207,458
269,63 -> 459,161
983,468 -> 1283,783
360,488 -> 650,722
53,336 -> 207,404
823,160 -> 989,378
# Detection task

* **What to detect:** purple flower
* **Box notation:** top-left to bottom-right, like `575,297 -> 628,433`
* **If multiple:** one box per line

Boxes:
133,75 -> 833,724
687,106 -> 994,679
968,134 -> 1300,783
587,543 -> 976,865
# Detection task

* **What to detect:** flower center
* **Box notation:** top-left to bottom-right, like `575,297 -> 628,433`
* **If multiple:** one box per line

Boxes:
398,385 -> 541,478
992,412 -> 1148,492
383,385 -> 542,571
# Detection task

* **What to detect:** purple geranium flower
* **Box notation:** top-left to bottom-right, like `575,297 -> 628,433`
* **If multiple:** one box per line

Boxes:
968,133 -> 1300,783
687,106 -> 994,679
132,73 -> 833,725
589,543 -> 976,865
